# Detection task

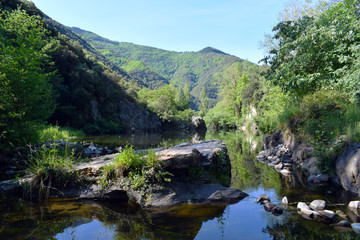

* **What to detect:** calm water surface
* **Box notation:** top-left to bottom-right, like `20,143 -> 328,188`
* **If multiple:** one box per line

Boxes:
1,131 -> 360,240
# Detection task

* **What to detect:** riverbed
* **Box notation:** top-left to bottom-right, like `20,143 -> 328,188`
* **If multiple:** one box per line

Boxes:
1,131 -> 359,239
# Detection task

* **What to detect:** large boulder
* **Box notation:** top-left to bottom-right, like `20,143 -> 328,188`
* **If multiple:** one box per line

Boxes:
191,115 -> 207,131
336,144 -> 360,195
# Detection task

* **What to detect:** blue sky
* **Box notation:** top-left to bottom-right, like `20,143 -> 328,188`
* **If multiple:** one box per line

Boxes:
31,0 -> 289,63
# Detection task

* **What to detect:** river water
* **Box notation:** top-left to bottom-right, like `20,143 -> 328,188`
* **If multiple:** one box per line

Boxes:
1,131 -> 360,239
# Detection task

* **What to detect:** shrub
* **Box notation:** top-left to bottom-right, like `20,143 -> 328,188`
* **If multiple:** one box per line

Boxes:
38,125 -> 84,142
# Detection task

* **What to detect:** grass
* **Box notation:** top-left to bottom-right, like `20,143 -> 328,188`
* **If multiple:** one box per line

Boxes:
99,146 -> 172,189
37,125 -> 85,142
26,144 -> 82,199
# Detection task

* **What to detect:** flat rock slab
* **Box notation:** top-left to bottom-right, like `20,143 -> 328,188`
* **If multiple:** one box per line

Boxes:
158,140 -> 227,170
142,182 -> 248,209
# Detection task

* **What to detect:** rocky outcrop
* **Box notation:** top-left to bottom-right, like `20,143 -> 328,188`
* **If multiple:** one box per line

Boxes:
257,130 -> 329,184
0,141 -> 247,209
191,116 -> 207,131
335,143 -> 360,195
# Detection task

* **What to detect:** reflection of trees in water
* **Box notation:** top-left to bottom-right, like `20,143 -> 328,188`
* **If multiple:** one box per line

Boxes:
206,131 -> 283,193
263,219 -> 359,240
0,196 -> 227,240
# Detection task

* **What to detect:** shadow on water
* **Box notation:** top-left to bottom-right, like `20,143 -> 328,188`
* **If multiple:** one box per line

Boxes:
1,130 -> 360,239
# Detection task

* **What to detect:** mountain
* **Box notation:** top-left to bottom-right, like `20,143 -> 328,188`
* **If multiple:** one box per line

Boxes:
71,27 -> 248,107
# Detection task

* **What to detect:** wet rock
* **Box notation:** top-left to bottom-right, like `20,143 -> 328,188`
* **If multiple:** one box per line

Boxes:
208,188 -> 249,203
336,210 -> 348,219
307,174 -> 330,184
264,202 -> 283,216
352,223 -> 360,234
297,202 -> 310,211
349,201 -> 360,209
282,196 -> 288,206
310,199 -> 326,211
299,208 -> 321,220
318,210 -> 336,219
256,194 -> 271,204
337,220 -> 351,228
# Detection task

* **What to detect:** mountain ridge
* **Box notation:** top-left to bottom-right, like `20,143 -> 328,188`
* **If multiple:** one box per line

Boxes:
71,27 -> 249,107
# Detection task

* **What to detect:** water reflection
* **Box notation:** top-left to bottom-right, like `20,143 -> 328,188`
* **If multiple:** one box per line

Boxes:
1,130 -> 360,239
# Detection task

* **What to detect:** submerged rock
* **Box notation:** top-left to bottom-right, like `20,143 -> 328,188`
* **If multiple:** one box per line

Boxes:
256,194 -> 271,204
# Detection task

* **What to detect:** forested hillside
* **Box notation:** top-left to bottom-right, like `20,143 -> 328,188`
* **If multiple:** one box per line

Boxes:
0,0 -> 161,151
71,27 -> 248,107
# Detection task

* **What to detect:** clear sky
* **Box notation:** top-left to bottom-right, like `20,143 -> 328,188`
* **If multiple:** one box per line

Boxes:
30,0 -> 289,64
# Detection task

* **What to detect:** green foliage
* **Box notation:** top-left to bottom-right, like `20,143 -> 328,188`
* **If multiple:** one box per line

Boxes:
138,84 -> 195,122
199,88 -> 210,116
0,8 -> 57,148
27,144 -> 81,199
37,125 -> 84,142
99,147 -> 172,190
263,2 -> 360,96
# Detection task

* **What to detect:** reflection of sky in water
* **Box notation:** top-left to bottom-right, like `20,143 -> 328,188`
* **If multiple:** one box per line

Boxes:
55,220 -> 115,240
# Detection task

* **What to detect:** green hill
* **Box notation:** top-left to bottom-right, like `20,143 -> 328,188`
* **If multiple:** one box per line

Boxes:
71,27 -> 250,107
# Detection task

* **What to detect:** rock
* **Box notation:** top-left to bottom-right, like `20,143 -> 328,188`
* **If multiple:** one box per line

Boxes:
307,174 -> 330,184
273,158 -> 281,165
282,196 -> 288,206
274,163 -> 283,171
297,202 -> 310,211
276,150 -> 282,158
280,169 -> 291,176
349,201 -> 360,209
299,208 -> 321,220
208,188 -> 249,203
256,194 -> 271,204
191,116 -> 207,131
301,157 -> 321,176
336,144 -> 360,195
158,146 -> 202,170
352,223 -> 360,234
337,220 -> 351,228
318,210 -> 336,219
280,153 -> 292,163
144,183 -> 248,208
336,210 -> 348,219
310,199 -> 326,211
263,131 -> 284,151
264,202 -> 283,216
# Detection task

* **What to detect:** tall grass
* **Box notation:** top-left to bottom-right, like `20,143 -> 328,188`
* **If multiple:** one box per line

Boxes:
27,144 -> 80,199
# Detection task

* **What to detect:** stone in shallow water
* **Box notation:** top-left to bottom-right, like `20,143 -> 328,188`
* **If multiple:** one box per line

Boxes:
349,200 -> 360,209
310,199 -> 326,211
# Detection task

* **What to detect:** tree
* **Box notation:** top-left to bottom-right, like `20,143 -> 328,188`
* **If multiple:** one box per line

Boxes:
0,9 -> 56,147
262,1 -> 360,96
182,84 -> 190,109
199,88 -> 209,116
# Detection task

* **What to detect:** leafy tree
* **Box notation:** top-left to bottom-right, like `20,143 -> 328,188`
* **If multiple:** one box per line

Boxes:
183,84 -> 190,109
263,1 -> 360,96
0,8 -> 57,148
199,88 -> 209,116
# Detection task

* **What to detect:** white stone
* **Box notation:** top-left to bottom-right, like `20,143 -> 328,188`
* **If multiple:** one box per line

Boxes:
310,199 -> 326,211
349,201 -> 360,209
297,202 -> 310,211
282,196 -> 288,206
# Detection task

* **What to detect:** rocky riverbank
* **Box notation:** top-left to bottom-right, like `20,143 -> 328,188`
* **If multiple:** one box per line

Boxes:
256,130 -> 360,196
0,140 -> 248,209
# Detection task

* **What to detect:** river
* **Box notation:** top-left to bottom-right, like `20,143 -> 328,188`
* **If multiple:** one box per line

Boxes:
0,131 -> 359,239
